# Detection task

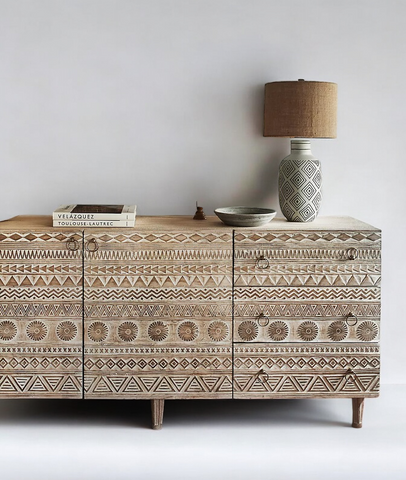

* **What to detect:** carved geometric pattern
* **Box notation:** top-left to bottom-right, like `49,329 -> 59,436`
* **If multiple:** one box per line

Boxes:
118,322 -> 138,342
234,373 -> 380,398
85,303 -> 232,319
268,321 -> 289,341
238,321 -> 259,342
56,321 -> 78,342
88,322 -> 109,342
356,321 -> 379,342
297,321 -> 319,341
234,303 -> 380,319
177,321 -> 199,342
0,303 -> 83,317
0,320 -> 17,341
84,345 -> 232,398
234,318 -> 379,343
84,374 -> 233,398
327,321 -> 349,342
235,249 -> 380,262
0,374 -> 82,397
26,321 -> 48,342
234,286 -> 380,300
148,321 -> 169,342
234,343 -> 380,398
85,232 -> 232,244
208,321 -> 229,342
85,287 -> 231,301
234,231 -> 381,244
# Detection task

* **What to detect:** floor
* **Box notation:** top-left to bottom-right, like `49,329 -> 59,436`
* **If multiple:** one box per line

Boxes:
0,384 -> 405,480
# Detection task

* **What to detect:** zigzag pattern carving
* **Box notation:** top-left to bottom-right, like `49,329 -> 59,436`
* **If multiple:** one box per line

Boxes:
235,287 -> 381,301
0,288 -> 82,300
88,249 -> 232,262
234,231 -> 381,243
0,250 -> 81,260
234,249 -> 380,261
0,374 -> 82,396
233,372 -> 379,397
234,303 -> 380,318
85,288 -> 231,301
84,374 -> 232,397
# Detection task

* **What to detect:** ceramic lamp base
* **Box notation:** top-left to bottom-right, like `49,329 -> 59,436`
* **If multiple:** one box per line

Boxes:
278,140 -> 322,222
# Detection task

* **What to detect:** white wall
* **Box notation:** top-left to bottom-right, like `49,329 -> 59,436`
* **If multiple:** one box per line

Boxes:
0,0 -> 404,383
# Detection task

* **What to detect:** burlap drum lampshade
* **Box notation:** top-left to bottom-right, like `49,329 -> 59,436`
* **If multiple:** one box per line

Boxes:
264,80 -> 337,138
263,80 -> 337,222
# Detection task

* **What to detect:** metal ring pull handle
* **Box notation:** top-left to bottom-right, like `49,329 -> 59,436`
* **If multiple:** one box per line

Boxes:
347,248 -> 358,260
255,255 -> 269,269
345,313 -> 358,327
86,238 -> 99,252
257,369 -> 269,384
257,313 -> 270,327
66,237 -> 79,251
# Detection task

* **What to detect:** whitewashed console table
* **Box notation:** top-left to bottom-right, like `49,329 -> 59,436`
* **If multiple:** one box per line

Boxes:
0,215 -> 380,429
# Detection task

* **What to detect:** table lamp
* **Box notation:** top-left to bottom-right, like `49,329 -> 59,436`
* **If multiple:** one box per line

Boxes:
263,79 -> 337,222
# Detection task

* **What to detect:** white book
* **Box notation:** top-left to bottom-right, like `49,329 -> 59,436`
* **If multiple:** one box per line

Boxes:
53,219 -> 136,227
53,204 -> 137,221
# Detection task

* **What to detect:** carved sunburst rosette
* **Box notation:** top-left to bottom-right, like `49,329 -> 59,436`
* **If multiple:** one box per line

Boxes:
327,321 -> 348,342
238,321 -> 259,342
56,321 -> 78,341
148,321 -> 169,342
88,322 -> 108,342
26,321 -> 48,341
177,321 -> 198,342
297,321 -> 319,341
356,321 -> 378,342
0,320 -> 17,341
118,322 -> 138,342
208,321 -> 229,342
268,321 -> 289,341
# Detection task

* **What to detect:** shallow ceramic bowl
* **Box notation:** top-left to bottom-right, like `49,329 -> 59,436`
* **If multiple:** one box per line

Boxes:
214,207 -> 276,227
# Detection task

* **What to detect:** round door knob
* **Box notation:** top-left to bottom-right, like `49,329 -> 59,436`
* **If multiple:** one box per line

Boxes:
86,239 -> 99,252
257,313 -> 270,327
345,313 -> 358,326
255,255 -> 269,269
66,237 -> 79,251
257,369 -> 269,384
347,248 -> 358,260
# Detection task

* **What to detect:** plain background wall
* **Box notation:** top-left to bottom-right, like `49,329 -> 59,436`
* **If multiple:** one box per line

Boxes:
0,0 -> 404,383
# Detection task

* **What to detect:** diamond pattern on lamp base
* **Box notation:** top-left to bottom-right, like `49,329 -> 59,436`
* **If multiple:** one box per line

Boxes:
279,158 -> 322,222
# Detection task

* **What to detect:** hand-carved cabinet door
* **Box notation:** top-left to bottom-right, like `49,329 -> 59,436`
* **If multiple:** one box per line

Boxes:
0,230 -> 83,398
83,229 -> 233,399
233,228 -> 381,399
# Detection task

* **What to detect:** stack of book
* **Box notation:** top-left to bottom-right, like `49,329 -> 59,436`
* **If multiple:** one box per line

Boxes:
53,205 -> 137,227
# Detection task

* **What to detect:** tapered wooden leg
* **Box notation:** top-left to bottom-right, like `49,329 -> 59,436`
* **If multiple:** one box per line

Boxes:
151,399 -> 165,430
352,398 -> 365,428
